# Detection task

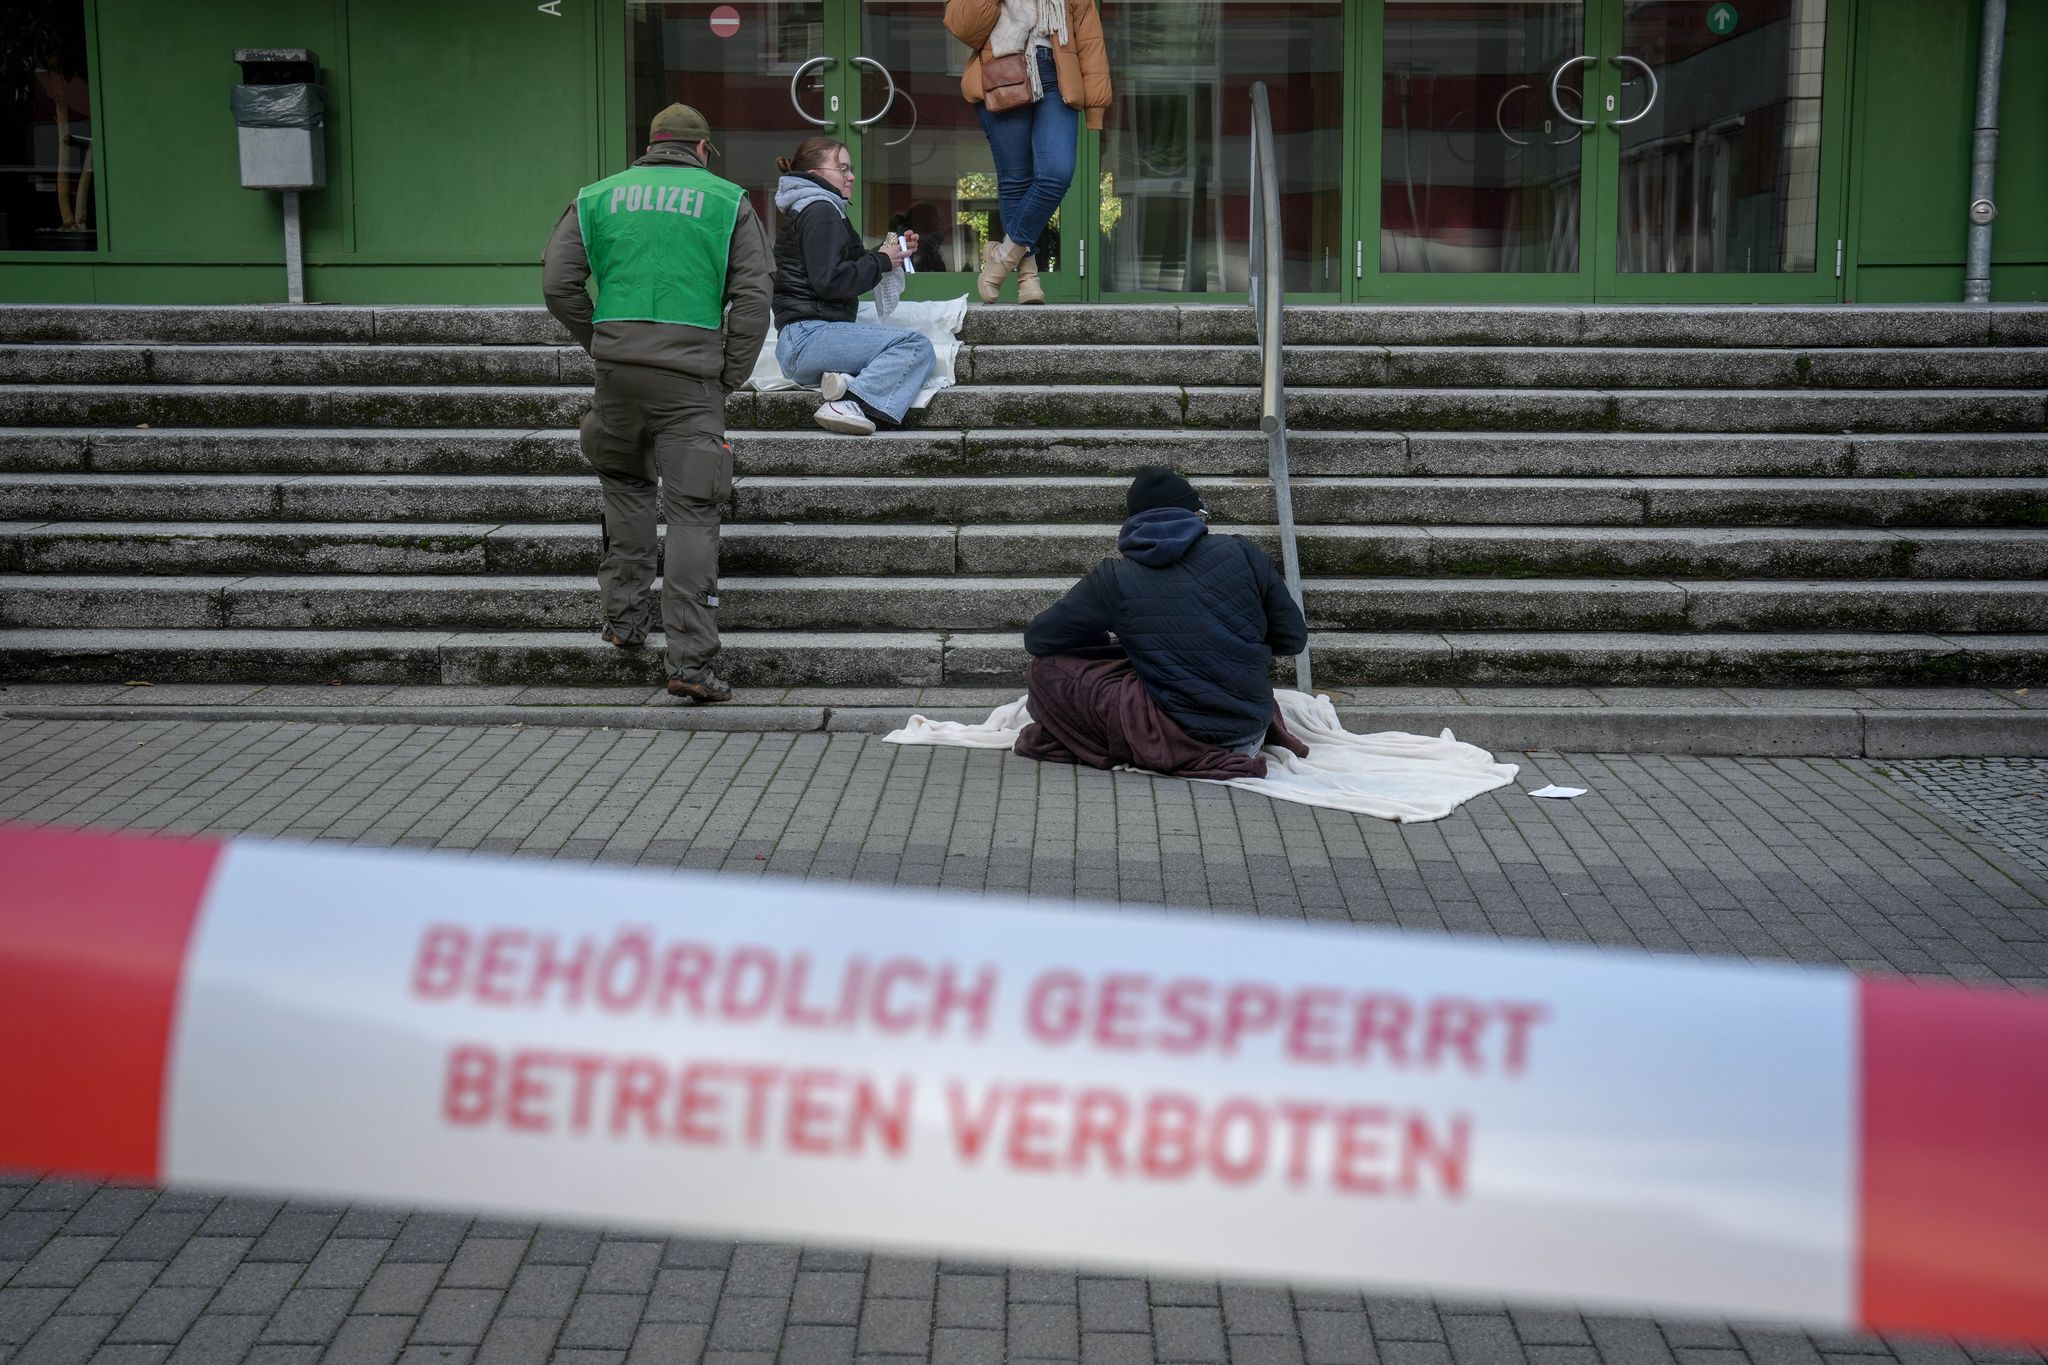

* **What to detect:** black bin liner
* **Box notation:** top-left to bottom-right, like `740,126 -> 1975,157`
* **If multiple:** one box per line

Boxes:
229,83 -> 325,129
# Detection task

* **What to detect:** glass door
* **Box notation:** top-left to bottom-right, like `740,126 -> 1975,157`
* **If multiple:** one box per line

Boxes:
1089,0 -> 1349,302
1357,0 -> 1846,303
627,1 -> 1032,301
852,1 -> 1073,300
1591,0 -> 1844,300
1362,0 -> 1597,299
627,3 -> 830,233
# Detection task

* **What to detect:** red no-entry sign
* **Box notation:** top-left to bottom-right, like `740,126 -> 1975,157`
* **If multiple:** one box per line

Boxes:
708,5 -> 740,37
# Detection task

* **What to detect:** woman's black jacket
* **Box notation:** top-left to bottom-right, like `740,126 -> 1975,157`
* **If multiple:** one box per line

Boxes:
772,177 -> 887,327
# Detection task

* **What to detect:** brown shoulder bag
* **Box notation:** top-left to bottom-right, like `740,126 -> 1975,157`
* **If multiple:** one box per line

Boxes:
980,50 -> 1034,113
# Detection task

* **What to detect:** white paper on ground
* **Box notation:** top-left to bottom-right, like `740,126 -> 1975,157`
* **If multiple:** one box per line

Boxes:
746,295 -> 967,409
885,690 -> 1520,823
1529,785 -> 1588,799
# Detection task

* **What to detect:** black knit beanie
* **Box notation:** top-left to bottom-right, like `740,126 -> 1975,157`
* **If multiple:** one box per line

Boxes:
1126,466 -> 1203,516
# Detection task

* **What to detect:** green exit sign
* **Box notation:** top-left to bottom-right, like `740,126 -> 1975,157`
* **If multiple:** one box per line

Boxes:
1707,3 -> 1739,36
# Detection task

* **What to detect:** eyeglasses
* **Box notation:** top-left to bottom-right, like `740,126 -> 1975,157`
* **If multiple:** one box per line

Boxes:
828,161 -> 855,176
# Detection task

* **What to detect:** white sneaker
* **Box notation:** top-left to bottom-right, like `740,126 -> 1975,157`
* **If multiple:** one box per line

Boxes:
813,398 -> 875,435
820,372 -> 852,401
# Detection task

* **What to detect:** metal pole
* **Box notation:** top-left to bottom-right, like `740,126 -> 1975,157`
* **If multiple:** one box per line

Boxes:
1249,82 -> 1311,694
1964,0 -> 2007,304
282,190 -> 306,305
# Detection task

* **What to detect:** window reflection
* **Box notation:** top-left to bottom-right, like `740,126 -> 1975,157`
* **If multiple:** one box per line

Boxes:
1616,0 -> 1825,273
1099,1 -> 1344,294
627,2 -> 827,231
859,1 -> 1002,275
0,0 -> 96,251
1382,1 -> 1586,274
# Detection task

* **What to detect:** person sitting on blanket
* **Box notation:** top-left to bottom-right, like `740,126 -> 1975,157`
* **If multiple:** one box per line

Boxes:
1017,466 -> 1312,779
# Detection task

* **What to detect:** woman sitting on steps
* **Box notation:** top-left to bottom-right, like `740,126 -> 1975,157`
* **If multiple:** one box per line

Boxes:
770,137 -> 937,436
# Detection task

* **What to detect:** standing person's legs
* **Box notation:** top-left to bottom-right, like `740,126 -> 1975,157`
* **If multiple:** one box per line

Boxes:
645,374 -> 733,697
1010,52 -> 1079,253
1012,58 -> 1079,304
579,364 -> 658,647
976,99 -> 1035,253
976,95 -> 1037,301
778,320 -> 937,427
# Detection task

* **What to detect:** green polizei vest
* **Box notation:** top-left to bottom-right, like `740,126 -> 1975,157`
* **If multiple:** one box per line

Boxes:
577,164 -> 745,330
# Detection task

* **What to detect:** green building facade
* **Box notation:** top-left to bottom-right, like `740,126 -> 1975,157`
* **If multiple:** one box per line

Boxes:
2,0 -> 2042,308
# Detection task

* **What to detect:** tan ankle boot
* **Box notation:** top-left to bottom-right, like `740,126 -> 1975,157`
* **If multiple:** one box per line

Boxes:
1016,254 -> 1046,305
978,238 -> 1028,303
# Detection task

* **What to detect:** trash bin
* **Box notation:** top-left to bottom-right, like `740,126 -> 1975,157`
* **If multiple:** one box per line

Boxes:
230,49 -> 326,303
230,49 -> 325,190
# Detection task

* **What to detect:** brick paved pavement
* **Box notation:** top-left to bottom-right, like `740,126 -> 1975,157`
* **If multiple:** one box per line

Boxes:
1885,759 -> 2048,883
3,718 -> 2046,1365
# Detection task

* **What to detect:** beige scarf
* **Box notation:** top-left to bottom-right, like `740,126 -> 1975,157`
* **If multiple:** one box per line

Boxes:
988,0 -> 1071,98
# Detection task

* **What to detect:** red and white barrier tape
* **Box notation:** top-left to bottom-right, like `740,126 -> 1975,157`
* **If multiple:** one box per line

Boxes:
1,823 -> 2044,1342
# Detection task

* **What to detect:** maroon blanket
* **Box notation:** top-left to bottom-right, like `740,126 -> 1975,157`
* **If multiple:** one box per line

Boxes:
1016,648 -> 1310,780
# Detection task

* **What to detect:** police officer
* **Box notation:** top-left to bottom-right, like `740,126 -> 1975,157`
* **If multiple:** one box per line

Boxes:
543,104 -> 772,703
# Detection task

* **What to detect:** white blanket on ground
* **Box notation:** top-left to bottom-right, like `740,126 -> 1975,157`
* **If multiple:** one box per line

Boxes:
745,296 -> 968,410
883,690 -> 1520,823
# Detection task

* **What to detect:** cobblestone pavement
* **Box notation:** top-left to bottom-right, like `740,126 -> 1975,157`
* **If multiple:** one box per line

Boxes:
3,718 -> 2046,1365
1882,759 -> 2048,882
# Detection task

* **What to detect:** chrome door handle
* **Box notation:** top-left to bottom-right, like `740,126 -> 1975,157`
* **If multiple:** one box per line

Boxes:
1549,55 -> 1595,128
851,56 -> 897,128
1609,54 -> 1659,126
790,55 -> 835,127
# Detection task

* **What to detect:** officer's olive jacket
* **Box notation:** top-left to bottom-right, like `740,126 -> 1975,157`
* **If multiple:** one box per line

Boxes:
543,143 -> 773,390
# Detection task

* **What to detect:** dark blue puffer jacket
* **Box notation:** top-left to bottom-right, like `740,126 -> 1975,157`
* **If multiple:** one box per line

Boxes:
1023,507 -> 1309,745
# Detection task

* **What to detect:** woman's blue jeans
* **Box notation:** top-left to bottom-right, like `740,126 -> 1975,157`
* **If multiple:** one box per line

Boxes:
776,319 -> 936,425
975,47 -> 1079,256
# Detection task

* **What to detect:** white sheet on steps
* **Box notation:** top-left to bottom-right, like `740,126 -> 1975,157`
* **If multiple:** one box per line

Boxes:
883,690 -> 1520,823
744,296 -> 968,410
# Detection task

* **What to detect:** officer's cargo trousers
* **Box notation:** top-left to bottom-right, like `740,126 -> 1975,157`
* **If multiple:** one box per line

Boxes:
578,361 -> 732,682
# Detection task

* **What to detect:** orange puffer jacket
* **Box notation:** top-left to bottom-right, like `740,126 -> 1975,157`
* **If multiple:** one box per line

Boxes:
942,0 -> 1113,132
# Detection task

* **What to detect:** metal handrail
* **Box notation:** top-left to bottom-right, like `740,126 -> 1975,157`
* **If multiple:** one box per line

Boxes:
1247,81 -> 1312,692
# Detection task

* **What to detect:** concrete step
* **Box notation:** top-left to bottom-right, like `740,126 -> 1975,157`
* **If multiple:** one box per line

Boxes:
7,382 -> 2043,435
8,473 -> 2043,528
9,575 -> 2046,635
0,384 -> 594,431
0,628 -> 948,687
8,680 -> 2041,758
1219,388 -> 2048,434
0,521 -> 962,577
0,574 -> 1049,632
22,341 -> 2041,391
1064,304 -> 2048,349
0,305 -> 569,346
12,521 -> 2043,580
940,631 -> 2048,689
966,344 -> 2048,390
0,428 -> 595,476
10,427 -> 2046,480
0,383 -> 1190,432
0,344 -> 591,387
7,302 -> 2047,349
727,476 -> 2048,528
954,525 -> 2048,580
9,626 -> 2043,688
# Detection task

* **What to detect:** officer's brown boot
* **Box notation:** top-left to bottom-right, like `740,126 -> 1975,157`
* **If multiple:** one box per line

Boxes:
1016,254 -> 1046,305
978,238 -> 1028,303
666,670 -> 733,704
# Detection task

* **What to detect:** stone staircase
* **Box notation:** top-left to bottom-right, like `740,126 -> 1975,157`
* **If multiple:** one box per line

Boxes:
1,302 -> 2045,703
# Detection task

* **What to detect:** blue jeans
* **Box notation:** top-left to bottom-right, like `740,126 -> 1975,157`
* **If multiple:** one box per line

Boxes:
975,47 -> 1079,255
776,319 -> 937,425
